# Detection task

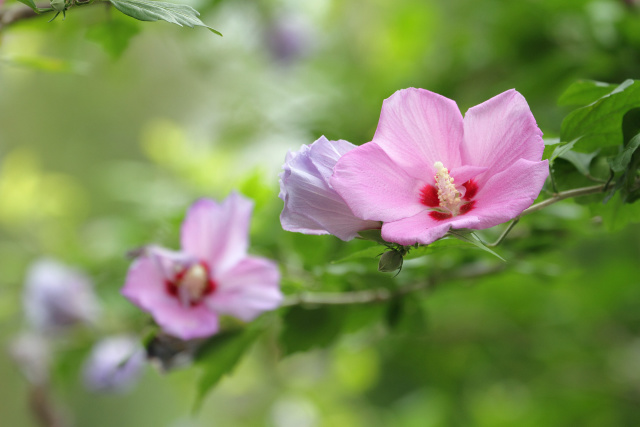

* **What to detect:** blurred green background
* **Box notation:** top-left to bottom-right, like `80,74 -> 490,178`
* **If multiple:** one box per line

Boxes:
1,0 -> 640,425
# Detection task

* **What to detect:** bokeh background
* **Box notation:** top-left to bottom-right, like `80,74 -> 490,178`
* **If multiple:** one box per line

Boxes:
1,0 -> 640,425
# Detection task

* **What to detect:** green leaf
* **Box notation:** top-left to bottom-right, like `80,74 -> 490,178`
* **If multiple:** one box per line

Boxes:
16,0 -> 38,10
109,0 -> 222,35
86,17 -> 141,60
549,139 -> 578,163
385,294 -> 428,335
357,228 -> 386,244
610,133 -> 640,173
558,149 -> 599,176
590,191 -> 640,232
561,80 -> 640,152
558,80 -> 618,107
403,238 -> 470,260
193,328 -> 260,411
332,245 -> 382,263
279,305 -> 346,356
447,231 -> 506,262
542,137 -> 561,161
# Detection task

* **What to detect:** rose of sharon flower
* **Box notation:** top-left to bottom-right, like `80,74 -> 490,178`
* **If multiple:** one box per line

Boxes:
331,88 -> 549,245
23,258 -> 101,332
122,193 -> 282,340
279,136 -> 381,241
83,335 -> 146,392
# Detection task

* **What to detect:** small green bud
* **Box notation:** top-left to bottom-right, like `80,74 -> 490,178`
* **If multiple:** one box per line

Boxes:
50,0 -> 66,12
378,250 -> 403,273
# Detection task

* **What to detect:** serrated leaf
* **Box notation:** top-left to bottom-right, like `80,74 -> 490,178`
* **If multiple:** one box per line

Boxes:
193,328 -> 260,411
561,79 -> 640,153
447,231 -> 506,262
558,80 -> 618,107
109,0 -> 222,35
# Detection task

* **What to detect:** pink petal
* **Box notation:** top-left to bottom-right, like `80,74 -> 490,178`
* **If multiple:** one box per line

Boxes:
468,159 -> 549,229
381,210 -> 482,245
461,89 -> 544,184
449,165 -> 489,187
206,256 -> 282,322
181,193 -> 252,274
280,137 -> 379,241
332,142 -> 428,222
372,88 -> 464,178
122,257 -> 219,340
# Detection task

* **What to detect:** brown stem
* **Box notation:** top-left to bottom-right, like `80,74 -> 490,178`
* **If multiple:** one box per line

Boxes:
28,385 -> 67,427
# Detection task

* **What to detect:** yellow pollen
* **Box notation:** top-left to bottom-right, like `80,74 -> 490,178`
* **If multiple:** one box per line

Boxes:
179,264 -> 209,302
434,161 -> 461,212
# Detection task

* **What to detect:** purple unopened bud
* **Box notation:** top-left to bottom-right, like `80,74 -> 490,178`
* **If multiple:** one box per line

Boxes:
83,335 -> 146,393
23,258 -> 101,333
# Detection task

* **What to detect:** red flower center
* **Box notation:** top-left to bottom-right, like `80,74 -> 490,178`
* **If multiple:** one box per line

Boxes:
419,162 -> 478,221
165,262 -> 216,306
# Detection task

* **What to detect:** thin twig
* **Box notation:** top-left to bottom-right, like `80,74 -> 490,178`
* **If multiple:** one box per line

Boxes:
521,184 -> 607,216
487,218 -> 519,247
282,263 -> 504,307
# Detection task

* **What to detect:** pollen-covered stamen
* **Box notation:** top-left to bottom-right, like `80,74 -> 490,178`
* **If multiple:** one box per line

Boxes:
420,162 -> 479,221
434,161 -> 461,213
165,262 -> 216,306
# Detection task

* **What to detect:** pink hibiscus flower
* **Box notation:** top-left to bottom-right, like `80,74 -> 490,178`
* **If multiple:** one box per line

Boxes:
331,88 -> 549,245
122,193 -> 282,340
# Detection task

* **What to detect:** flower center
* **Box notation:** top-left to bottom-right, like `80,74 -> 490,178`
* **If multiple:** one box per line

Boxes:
434,161 -> 461,212
419,161 -> 478,221
165,262 -> 216,306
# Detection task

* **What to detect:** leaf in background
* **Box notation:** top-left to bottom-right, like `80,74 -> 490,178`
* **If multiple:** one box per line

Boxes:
610,133 -> 640,173
549,139 -> 577,163
591,191 -> 640,231
16,0 -> 38,10
561,80 -> 640,153
357,229 -> 387,245
332,245 -> 382,263
279,305 -> 346,356
558,80 -> 618,107
403,238 -> 470,260
542,137 -> 561,161
447,231 -> 506,262
193,328 -> 261,411
385,294 -> 428,335
86,17 -> 141,60
108,0 -> 222,35
558,149 -> 599,176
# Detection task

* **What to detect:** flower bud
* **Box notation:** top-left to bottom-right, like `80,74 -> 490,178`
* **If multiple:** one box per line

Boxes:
83,335 -> 145,393
378,250 -> 404,273
23,258 -> 101,333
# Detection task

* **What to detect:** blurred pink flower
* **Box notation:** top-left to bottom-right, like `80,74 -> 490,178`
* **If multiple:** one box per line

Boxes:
23,258 -> 101,332
279,136 -> 381,241
331,88 -> 548,245
122,193 -> 282,340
